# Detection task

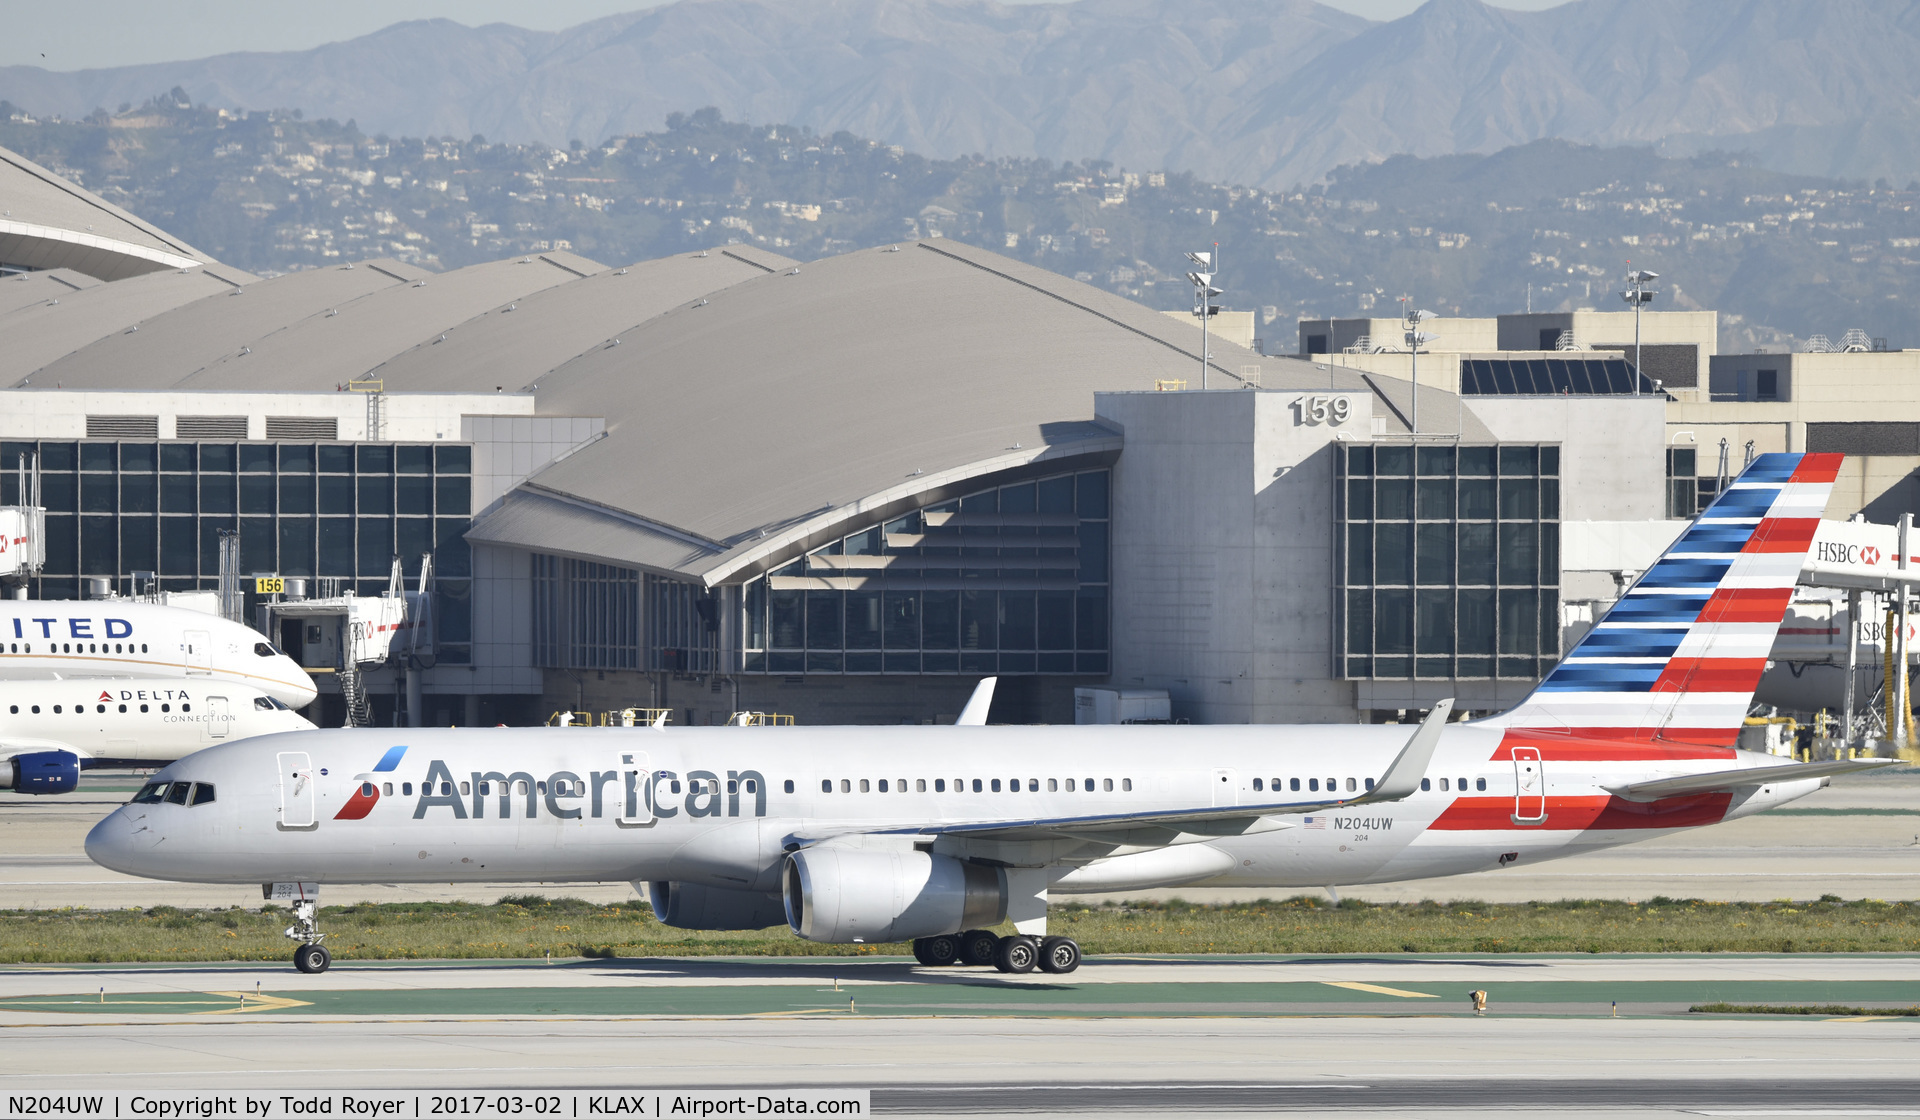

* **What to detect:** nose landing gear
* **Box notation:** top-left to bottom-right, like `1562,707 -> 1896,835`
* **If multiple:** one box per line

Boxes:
284,898 -> 330,973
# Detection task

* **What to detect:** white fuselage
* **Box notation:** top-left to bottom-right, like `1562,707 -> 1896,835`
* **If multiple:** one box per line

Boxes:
0,602 -> 317,709
85,724 -> 1821,893
0,680 -> 314,765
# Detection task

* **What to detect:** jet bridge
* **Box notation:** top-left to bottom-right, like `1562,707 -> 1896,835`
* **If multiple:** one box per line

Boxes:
259,555 -> 434,728
0,453 -> 45,596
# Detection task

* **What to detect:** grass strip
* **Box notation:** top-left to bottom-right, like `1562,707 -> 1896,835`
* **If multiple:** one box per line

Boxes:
7,893 -> 1920,963
1692,1002 -> 1920,1016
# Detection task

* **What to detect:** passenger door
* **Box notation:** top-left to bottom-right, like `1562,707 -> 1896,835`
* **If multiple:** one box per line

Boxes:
1511,747 -> 1546,825
183,631 -> 211,675
616,752 -> 654,828
277,751 -> 317,831
204,695 -> 230,740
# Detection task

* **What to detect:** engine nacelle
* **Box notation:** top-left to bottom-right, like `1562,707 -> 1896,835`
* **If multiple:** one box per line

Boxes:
783,847 -> 1006,943
0,751 -> 82,795
643,880 -> 788,930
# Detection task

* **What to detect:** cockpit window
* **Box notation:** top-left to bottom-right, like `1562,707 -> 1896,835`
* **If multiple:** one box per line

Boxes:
253,696 -> 274,710
254,642 -> 280,658
189,783 -> 216,806
131,781 -> 168,804
269,697 -> 290,710
164,782 -> 191,806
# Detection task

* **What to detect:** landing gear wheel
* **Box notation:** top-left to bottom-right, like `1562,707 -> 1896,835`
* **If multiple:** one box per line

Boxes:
959,928 -> 1000,967
914,934 -> 961,967
1037,936 -> 1081,974
993,935 -> 1038,974
293,942 -> 331,974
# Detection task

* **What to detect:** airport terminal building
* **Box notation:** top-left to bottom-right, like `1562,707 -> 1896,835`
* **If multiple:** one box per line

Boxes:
0,144 -> 1765,728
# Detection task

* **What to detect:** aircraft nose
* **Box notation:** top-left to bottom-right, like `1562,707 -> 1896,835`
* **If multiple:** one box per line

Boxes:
84,807 -> 155,876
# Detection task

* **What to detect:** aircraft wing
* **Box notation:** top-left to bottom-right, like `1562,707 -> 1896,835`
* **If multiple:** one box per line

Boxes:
1604,757 -> 1904,803
854,699 -> 1452,847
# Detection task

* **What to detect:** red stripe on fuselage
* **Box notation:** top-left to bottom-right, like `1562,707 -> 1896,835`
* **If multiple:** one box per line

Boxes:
333,789 -> 379,820
1790,453 -> 1845,484
1489,730 -> 1739,761
1429,792 -> 1733,831
1652,657 -> 1769,693
1697,587 -> 1793,624
1743,518 -> 1818,553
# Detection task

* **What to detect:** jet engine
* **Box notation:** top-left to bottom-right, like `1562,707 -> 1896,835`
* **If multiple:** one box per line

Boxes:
0,751 -> 82,795
643,880 -> 787,930
783,847 -> 1006,943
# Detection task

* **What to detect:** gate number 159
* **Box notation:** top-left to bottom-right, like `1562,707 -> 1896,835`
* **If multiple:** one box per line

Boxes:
1291,396 -> 1351,426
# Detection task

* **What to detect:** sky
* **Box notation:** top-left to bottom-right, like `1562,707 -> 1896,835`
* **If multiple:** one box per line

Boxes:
2,0 -> 1572,71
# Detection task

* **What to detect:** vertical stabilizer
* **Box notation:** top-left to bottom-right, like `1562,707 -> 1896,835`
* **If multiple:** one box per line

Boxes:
1482,452 -> 1841,745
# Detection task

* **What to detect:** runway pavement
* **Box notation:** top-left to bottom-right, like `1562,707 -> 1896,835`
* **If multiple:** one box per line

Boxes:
1,954 -> 1919,1116
9,770 -> 1920,910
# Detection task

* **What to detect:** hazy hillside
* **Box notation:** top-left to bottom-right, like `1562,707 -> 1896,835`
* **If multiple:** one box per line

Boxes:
6,100 -> 1918,351
2,0 -> 1919,188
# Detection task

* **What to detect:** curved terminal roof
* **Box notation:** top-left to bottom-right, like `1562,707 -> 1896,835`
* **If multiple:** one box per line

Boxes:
480,238 -> 1362,585
0,267 -> 98,317
368,246 -> 794,395
0,146 -> 211,280
34,258 -> 429,391
0,261 -> 257,386
164,251 -> 605,392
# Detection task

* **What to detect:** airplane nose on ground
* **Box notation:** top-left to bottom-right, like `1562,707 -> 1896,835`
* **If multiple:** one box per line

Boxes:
84,808 -> 151,876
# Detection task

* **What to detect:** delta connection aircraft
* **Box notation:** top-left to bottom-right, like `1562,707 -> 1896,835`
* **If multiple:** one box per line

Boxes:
88,453 -> 1897,975
0,600 -> 317,710
0,679 -> 314,793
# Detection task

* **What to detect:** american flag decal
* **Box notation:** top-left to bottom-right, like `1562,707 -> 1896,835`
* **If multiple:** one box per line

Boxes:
1304,816 -> 1325,829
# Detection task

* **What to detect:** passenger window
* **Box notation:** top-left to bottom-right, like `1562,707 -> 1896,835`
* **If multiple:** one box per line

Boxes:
1422,778 -> 1431,791
118,704 -> 127,713
1103,778 -> 1114,792
361,782 -> 376,797
897,778 -> 907,793
839,779 -> 850,793
860,779 -> 871,793
1345,777 -> 1357,792
1309,778 -> 1319,792
445,782 -> 456,796
142,644 -> 148,653
52,705 -> 61,714
1458,776 -> 1467,790
1252,778 -> 1263,791
1028,778 -> 1038,792
991,779 -> 1002,792
935,779 -> 946,792
1476,777 -> 1487,791
1290,778 -> 1300,791
28,705 -> 36,714
820,779 -> 831,793
96,704 -> 106,713
973,779 -> 983,792
1065,778 -> 1076,791
1123,778 -> 1133,791
182,703 -> 191,712
728,779 -> 739,794
140,704 -> 148,712
161,704 -> 169,712
383,782 -> 393,796
460,781 -> 471,795
403,783 -> 413,796
783,779 -> 794,794
516,780 -> 530,795
916,779 -> 926,792
746,779 -> 759,793
1048,778 -> 1058,792
877,779 -> 888,793
1365,778 -> 1375,791
1440,778 -> 1450,791
1083,776 -> 1094,789
165,783 -> 191,805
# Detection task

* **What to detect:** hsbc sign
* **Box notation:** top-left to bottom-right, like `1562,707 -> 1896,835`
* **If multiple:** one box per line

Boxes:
1816,540 -> 1884,567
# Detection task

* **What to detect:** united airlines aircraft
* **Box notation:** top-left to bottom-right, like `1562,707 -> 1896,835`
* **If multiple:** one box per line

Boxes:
0,601 -> 316,709
87,453 -> 1894,975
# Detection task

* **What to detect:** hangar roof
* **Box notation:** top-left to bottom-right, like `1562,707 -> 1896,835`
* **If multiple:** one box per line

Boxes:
0,261 -> 257,386
161,251 -> 605,392
0,146 -> 211,280
367,246 -> 794,395
33,258 -> 430,391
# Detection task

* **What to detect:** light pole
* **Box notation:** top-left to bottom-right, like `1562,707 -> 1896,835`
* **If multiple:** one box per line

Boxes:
1621,268 -> 1658,394
1185,249 -> 1222,389
1401,299 -> 1436,434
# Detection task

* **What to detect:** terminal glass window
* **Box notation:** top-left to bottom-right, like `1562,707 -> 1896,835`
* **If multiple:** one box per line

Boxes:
1338,444 -> 1558,681
740,468 -> 1110,676
0,439 -> 473,665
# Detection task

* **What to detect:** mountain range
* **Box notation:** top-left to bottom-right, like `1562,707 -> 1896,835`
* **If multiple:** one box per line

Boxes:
3,0 -> 1919,189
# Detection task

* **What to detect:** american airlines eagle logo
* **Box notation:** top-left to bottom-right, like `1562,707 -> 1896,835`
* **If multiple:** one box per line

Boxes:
333,744 -> 409,820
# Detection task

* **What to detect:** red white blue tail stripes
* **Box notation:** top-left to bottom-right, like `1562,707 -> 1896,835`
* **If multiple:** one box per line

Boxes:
1483,452 -> 1841,746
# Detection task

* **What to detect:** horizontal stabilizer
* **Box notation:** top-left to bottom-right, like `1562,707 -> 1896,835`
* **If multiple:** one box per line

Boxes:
1605,758 -> 1903,802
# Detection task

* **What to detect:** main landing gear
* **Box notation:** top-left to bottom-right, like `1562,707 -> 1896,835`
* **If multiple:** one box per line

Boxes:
912,930 -> 1081,974
285,899 -> 331,974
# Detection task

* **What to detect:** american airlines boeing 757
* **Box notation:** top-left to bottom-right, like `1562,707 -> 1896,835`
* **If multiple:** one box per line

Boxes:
87,453 -> 1896,974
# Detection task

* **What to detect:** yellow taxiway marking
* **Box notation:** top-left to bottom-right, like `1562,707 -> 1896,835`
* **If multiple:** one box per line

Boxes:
202,991 -> 313,1014
1323,981 -> 1439,999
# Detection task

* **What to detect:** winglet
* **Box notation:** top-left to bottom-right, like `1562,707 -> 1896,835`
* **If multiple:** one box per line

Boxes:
1359,698 -> 1452,803
956,677 -> 997,726
651,709 -> 668,730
